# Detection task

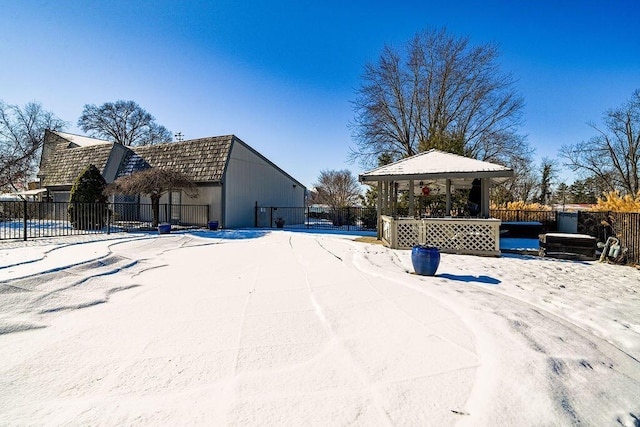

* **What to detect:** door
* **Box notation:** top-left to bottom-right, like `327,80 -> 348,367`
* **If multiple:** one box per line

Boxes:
170,191 -> 181,224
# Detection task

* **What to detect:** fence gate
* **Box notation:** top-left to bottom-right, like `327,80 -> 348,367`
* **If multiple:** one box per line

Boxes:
255,206 -> 378,232
255,206 -> 272,228
170,192 -> 181,224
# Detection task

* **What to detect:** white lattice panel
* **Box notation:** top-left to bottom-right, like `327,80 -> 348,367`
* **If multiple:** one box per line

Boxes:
396,222 -> 422,249
425,220 -> 499,255
381,216 -> 500,255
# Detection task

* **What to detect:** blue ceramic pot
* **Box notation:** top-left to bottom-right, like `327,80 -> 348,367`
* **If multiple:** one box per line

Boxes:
208,221 -> 219,230
158,223 -> 171,234
411,245 -> 440,276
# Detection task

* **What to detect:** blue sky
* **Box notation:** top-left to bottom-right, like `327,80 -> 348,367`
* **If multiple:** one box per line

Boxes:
1,1 -> 638,189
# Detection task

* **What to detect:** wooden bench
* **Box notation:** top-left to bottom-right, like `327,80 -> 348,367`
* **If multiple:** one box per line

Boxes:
539,233 -> 597,260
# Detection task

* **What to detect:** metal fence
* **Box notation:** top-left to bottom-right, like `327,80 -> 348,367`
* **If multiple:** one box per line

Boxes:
256,206 -> 378,232
610,212 -> 640,265
491,209 -> 639,264
577,211 -> 640,265
0,200 -> 209,241
489,209 -> 558,233
4,200 -> 639,264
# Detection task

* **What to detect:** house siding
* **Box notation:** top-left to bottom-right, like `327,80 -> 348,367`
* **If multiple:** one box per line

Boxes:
224,139 -> 305,228
188,186 -> 222,225
137,186 -> 221,225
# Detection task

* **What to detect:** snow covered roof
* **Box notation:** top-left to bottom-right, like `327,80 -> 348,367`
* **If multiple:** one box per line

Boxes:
49,131 -> 109,147
359,149 -> 513,186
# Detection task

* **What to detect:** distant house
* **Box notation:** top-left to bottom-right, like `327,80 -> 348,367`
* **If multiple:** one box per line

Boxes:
38,131 -> 305,228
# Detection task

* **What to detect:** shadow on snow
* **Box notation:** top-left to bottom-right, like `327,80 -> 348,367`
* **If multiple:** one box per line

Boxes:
184,229 -> 270,240
437,273 -> 501,285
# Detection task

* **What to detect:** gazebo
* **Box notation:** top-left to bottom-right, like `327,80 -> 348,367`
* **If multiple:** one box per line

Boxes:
359,149 -> 513,256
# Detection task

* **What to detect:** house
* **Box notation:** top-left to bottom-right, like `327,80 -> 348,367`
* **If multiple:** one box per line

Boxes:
38,131 -> 306,228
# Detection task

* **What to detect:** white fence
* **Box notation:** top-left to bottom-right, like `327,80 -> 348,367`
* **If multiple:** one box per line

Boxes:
381,216 -> 501,256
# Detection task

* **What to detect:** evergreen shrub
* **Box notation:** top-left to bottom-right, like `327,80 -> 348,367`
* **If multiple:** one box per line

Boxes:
68,164 -> 109,230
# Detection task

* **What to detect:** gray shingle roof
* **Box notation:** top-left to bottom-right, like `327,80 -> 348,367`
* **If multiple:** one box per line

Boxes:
39,141 -> 115,187
121,135 -> 233,182
40,133 -> 234,186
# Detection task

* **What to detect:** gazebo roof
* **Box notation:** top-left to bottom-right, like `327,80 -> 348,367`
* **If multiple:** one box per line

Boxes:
359,149 -> 513,187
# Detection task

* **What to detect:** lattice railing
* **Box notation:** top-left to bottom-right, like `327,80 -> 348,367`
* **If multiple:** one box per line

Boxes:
380,216 -> 501,256
424,220 -> 499,255
396,221 -> 422,248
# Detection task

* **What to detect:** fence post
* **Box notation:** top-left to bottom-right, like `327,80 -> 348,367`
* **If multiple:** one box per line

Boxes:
107,204 -> 111,235
307,206 -> 310,229
270,207 -> 273,228
23,199 -> 28,241
254,201 -> 258,227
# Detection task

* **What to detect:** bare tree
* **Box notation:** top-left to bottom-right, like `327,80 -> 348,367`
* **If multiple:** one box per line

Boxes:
0,101 -> 66,190
105,168 -> 197,227
350,28 -> 528,169
78,100 -> 173,146
313,170 -> 361,209
535,157 -> 558,205
560,89 -> 640,195
491,155 -> 537,205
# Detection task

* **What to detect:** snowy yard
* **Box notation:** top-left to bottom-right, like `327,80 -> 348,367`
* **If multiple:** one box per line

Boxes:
1,230 -> 639,425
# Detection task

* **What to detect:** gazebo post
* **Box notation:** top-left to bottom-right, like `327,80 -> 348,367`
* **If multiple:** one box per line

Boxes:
481,178 -> 490,217
445,179 -> 451,216
376,180 -> 382,239
393,181 -> 398,216
408,179 -> 414,217
381,181 -> 387,215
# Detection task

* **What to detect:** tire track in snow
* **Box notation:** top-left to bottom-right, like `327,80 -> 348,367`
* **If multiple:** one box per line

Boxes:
349,240 -> 640,425
315,237 -> 484,417
231,263 -> 261,375
289,233 -> 394,425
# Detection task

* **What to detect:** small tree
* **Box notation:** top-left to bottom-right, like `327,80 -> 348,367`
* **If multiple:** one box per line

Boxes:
534,157 -> 557,205
314,169 -> 361,209
106,168 -> 197,227
68,164 -> 109,230
552,182 -> 570,207
313,169 -> 361,226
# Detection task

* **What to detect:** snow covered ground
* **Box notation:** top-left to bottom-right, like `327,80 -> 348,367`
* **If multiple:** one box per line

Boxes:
1,230 -> 639,426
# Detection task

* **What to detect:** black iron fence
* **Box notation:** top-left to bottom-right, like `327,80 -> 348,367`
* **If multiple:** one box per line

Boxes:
0,200 -> 209,241
255,206 -> 378,232
4,200 -> 639,264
